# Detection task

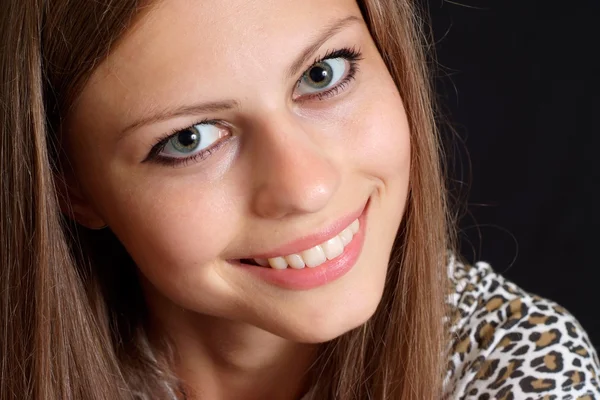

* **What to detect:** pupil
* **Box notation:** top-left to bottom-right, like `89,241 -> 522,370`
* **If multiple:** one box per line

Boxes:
178,130 -> 198,148
309,65 -> 329,83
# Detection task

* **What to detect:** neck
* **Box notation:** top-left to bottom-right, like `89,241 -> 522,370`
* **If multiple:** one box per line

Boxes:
150,309 -> 318,400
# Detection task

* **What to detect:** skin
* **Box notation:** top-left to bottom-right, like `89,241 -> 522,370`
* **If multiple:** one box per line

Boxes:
64,0 -> 411,398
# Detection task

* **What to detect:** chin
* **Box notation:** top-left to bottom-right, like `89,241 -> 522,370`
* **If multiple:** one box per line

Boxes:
276,290 -> 383,344
279,263 -> 388,343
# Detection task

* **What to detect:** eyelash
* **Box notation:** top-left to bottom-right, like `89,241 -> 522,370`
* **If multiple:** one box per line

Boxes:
144,118 -> 225,167
296,46 -> 363,101
146,46 -> 363,167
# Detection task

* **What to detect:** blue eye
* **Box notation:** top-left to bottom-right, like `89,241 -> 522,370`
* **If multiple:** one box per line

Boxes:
158,123 -> 228,159
296,58 -> 348,96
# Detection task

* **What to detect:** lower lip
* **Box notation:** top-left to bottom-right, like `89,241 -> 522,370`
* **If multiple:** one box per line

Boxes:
232,203 -> 369,291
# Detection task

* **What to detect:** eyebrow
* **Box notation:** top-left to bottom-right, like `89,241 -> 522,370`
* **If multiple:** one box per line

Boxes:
286,15 -> 362,78
119,15 -> 362,137
120,100 -> 240,137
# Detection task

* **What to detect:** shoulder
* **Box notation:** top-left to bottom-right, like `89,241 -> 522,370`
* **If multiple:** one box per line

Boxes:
444,257 -> 600,399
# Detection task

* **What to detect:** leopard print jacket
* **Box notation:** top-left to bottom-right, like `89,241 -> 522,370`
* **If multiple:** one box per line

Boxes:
443,258 -> 600,399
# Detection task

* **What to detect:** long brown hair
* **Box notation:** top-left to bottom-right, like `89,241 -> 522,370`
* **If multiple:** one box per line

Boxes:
0,0 -> 451,399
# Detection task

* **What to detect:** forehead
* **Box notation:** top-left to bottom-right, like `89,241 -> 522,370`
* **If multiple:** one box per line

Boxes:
118,0 -> 361,60
82,0 -> 363,116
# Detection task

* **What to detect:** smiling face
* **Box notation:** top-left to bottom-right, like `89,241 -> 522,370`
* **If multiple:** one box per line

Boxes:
64,0 -> 411,343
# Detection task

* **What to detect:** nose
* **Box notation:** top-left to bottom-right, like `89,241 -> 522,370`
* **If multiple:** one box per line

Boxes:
249,114 -> 341,220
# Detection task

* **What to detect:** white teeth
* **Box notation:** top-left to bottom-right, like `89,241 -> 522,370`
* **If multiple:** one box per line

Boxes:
285,254 -> 306,269
268,257 -> 288,270
252,217 -> 360,270
339,227 -> 353,246
301,245 -> 327,268
321,236 -> 344,260
350,219 -> 360,234
255,258 -> 269,267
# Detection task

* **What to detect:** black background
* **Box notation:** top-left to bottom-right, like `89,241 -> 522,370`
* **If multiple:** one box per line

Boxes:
424,0 -> 599,348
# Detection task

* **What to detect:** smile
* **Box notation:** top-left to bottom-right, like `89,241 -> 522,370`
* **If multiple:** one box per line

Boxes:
232,199 -> 369,290
244,218 -> 360,270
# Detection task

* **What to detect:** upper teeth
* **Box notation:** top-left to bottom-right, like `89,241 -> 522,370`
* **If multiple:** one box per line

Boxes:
254,219 -> 359,270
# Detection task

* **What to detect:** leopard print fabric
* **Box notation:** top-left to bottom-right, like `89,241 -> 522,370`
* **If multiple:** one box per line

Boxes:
443,258 -> 600,399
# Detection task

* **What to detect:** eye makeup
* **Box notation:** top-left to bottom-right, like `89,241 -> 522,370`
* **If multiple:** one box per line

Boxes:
144,46 -> 364,167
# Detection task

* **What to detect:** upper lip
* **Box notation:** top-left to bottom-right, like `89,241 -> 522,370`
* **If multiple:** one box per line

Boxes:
241,199 -> 368,260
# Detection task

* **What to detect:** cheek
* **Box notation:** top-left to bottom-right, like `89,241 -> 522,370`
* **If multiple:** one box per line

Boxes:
349,76 -> 411,188
93,172 -> 239,276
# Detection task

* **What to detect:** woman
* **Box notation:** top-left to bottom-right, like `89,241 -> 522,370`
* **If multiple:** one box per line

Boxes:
1,0 -> 598,399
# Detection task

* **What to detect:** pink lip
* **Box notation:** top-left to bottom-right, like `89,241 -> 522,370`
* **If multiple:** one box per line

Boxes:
243,202 -> 368,260
231,199 -> 370,290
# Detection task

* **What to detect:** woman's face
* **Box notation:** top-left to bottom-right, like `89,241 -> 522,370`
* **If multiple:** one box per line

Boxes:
65,0 -> 411,343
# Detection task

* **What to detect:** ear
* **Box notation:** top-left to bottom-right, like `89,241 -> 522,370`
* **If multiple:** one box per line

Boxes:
54,169 -> 107,229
